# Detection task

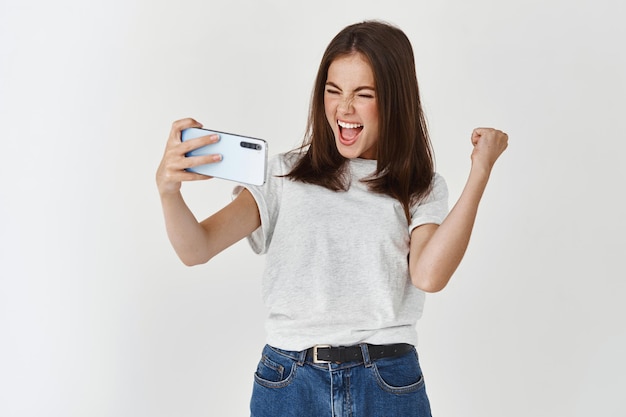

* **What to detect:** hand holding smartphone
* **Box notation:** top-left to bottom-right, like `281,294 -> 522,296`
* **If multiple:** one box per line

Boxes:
181,127 -> 268,185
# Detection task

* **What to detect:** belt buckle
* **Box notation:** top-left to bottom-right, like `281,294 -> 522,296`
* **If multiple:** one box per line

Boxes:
312,345 -> 332,364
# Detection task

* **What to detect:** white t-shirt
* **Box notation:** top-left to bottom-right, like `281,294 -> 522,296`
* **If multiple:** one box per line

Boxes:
237,153 -> 448,351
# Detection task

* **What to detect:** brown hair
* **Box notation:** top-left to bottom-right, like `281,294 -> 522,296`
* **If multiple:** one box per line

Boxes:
286,20 -> 434,221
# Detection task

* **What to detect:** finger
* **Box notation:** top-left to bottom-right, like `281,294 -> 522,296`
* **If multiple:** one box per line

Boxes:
159,160 -> 217,184
178,133 -> 220,154
471,127 -> 507,145
179,170 -> 214,182
471,128 -> 484,145
165,153 -> 222,174
168,118 -> 203,144
181,153 -> 223,170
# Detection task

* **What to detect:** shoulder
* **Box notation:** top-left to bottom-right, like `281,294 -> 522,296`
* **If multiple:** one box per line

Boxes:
431,172 -> 447,196
413,172 -> 448,207
408,172 -> 449,226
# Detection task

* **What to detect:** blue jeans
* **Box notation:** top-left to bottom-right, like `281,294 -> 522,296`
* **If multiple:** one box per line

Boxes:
250,344 -> 432,417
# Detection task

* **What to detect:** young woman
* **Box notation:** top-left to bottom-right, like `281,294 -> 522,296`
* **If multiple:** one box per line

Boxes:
157,21 -> 508,417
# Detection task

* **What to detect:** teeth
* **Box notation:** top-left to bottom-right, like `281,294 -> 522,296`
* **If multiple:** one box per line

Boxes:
338,120 -> 363,129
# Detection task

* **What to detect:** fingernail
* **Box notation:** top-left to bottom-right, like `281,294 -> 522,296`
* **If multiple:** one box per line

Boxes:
212,134 -> 220,142
213,154 -> 223,161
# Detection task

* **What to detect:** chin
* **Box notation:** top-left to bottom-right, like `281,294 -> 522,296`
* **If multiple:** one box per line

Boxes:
337,147 -> 367,160
335,142 -> 358,159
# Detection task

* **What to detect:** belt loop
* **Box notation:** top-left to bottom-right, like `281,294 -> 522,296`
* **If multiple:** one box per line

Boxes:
297,348 -> 307,366
360,344 -> 373,368
337,346 -> 345,363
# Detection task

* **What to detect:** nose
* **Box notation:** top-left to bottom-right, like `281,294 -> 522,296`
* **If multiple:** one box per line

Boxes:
337,94 -> 354,114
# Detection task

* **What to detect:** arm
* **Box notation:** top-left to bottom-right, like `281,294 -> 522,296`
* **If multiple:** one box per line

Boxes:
409,127 -> 508,292
156,118 -> 261,266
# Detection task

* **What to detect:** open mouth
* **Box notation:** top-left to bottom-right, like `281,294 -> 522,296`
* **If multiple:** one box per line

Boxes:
338,120 -> 363,143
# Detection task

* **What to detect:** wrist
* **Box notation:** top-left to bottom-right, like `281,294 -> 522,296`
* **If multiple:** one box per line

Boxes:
158,185 -> 183,199
469,160 -> 492,180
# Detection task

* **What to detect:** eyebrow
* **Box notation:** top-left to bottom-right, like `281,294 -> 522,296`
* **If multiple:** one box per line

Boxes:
325,81 -> 376,92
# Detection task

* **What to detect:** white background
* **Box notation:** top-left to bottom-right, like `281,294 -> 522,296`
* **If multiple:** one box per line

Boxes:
1,0 -> 625,416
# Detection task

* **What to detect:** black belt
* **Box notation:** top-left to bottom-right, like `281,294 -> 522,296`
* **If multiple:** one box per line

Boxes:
306,343 -> 413,364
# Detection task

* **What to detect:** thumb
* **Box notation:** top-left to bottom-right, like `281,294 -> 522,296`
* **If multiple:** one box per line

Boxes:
471,128 -> 484,145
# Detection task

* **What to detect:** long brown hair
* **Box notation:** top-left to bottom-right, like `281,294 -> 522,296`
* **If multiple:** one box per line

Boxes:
286,21 -> 434,222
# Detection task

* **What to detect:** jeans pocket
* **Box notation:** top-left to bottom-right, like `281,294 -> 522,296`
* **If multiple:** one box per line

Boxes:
254,346 -> 298,389
372,349 -> 426,394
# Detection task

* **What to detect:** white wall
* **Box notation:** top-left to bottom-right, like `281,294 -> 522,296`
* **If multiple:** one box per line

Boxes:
1,0 -> 624,416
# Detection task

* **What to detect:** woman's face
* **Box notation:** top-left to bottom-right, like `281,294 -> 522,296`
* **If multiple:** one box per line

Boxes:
324,53 -> 380,160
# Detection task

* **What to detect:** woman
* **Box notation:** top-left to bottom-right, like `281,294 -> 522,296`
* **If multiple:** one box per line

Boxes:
157,20 -> 508,417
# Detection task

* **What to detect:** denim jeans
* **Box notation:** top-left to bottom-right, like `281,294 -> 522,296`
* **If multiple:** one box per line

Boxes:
250,344 -> 432,417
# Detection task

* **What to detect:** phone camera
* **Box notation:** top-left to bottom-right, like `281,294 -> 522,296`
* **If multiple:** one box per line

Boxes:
241,141 -> 261,150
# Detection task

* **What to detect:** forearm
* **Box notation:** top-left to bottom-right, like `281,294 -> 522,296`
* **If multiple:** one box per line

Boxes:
159,191 -> 213,266
410,165 -> 490,292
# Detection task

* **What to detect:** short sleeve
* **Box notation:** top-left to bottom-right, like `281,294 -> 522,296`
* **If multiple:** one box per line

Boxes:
408,173 -> 449,232
232,154 -> 286,254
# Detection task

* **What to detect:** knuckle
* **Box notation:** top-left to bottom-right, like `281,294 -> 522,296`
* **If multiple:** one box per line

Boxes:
171,117 -> 197,131
171,119 -> 185,129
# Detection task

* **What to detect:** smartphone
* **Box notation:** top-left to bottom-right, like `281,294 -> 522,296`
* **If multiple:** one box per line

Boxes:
181,127 -> 268,185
